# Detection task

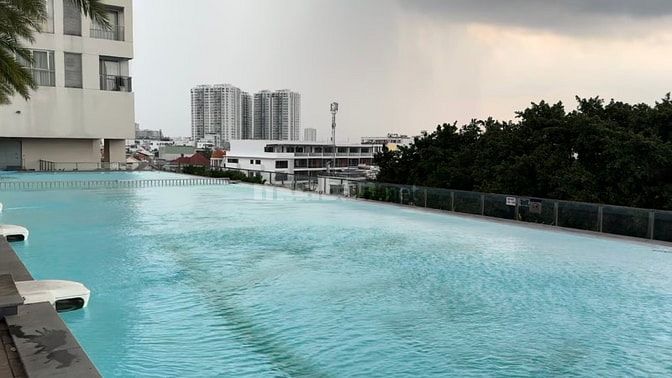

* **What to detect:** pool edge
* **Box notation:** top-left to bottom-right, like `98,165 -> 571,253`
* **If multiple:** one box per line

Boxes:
0,238 -> 101,378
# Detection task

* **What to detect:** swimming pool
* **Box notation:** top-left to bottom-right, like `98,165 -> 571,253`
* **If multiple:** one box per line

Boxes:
2,172 -> 672,376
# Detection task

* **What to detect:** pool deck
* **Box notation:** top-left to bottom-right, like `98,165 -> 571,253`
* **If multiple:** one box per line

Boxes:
0,238 -> 100,378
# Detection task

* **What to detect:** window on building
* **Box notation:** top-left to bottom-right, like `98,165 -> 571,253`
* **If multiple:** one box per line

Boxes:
99,58 -> 131,92
264,146 -> 274,152
227,158 -> 238,164
361,148 -> 370,153
255,160 -> 261,165
275,161 -> 288,169
286,147 -> 295,152
64,53 -> 82,88
16,50 -> 55,87
63,0 -> 82,36
42,0 -> 54,33
338,147 -> 347,153
91,7 -> 124,41
250,160 -> 254,164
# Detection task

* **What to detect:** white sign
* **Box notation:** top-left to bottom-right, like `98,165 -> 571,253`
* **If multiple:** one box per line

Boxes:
506,197 -> 517,206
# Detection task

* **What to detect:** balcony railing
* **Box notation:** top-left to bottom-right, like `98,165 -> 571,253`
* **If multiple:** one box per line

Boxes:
100,75 -> 132,92
90,25 -> 125,41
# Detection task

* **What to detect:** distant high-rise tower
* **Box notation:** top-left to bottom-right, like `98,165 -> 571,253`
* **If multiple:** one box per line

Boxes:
304,128 -> 317,142
254,89 -> 301,140
241,92 -> 253,139
191,84 -> 245,144
254,90 -> 273,139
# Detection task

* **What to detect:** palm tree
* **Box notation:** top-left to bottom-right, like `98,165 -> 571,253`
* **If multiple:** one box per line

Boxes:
0,0 -> 109,104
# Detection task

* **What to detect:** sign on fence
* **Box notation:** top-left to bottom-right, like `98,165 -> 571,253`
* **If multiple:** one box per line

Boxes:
506,197 -> 516,206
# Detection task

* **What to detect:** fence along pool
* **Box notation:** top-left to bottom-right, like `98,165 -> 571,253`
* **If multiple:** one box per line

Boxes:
0,178 -> 229,191
319,177 -> 672,243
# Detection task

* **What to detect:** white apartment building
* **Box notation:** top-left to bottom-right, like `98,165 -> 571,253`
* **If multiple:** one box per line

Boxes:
254,90 -> 301,141
361,133 -> 415,151
213,140 -> 382,174
304,128 -> 317,142
0,0 -> 134,170
190,84 -> 252,145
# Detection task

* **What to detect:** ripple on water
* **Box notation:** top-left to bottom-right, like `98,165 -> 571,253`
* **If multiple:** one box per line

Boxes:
4,175 -> 672,377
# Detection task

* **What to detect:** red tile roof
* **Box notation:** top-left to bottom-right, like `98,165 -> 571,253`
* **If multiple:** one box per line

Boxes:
211,149 -> 226,159
172,152 -> 210,166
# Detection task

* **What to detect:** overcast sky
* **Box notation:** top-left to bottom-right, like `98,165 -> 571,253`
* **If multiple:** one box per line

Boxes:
132,0 -> 672,140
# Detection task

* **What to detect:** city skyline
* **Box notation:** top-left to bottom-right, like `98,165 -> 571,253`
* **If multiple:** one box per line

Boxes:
133,0 -> 672,139
191,84 -> 301,143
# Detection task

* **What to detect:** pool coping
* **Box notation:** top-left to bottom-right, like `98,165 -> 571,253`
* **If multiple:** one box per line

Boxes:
0,238 -> 101,378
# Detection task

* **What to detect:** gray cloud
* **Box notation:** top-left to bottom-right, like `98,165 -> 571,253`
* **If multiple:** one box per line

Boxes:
399,0 -> 672,35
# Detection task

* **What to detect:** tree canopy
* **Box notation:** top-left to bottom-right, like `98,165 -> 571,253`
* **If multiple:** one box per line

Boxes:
375,95 -> 672,210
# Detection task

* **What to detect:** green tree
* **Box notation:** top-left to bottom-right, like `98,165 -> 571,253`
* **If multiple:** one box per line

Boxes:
0,0 -> 109,104
375,95 -> 672,210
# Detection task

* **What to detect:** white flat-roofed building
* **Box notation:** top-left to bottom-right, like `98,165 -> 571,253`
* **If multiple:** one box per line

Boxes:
361,133 -> 415,151
0,0 -> 135,170
214,140 -> 383,174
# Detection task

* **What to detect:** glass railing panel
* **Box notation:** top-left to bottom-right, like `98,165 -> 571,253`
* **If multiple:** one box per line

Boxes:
424,187 -> 452,211
483,193 -> 516,220
453,190 -> 482,215
557,202 -> 599,232
601,206 -> 650,238
653,211 -> 672,242
518,198 -> 556,225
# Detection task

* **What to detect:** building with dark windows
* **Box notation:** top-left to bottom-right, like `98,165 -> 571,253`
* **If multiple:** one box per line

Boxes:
254,89 -> 301,141
190,84 -> 250,145
211,140 -> 382,174
0,0 -> 134,170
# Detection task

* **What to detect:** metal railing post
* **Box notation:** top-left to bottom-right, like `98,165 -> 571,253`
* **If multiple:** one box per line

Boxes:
480,194 -> 485,215
649,211 -> 655,240
424,189 -> 427,208
554,201 -> 559,226
515,198 -> 520,221
598,206 -> 603,233
450,191 -> 455,212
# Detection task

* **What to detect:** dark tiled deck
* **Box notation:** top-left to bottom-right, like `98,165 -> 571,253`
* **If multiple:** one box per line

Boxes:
0,238 -> 100,378
0,320 -> 26,378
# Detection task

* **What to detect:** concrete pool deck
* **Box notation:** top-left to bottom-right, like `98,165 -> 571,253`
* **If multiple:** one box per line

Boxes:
0,238 -> 100,378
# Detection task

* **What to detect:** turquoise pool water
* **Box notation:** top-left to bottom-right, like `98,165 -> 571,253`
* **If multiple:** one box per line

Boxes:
1,172 -> 672,377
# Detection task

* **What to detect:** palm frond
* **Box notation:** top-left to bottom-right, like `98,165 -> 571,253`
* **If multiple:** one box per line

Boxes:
66,0 -> 110,29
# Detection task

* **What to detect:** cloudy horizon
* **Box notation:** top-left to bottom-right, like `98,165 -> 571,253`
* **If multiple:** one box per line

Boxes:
132,0 -> 672,140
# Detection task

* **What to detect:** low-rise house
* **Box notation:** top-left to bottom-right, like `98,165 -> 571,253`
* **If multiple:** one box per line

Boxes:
159,145 -> 196,161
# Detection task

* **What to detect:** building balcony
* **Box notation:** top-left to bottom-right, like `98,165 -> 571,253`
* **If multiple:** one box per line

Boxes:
100,75 -> 132,92
90,25 -> 125,41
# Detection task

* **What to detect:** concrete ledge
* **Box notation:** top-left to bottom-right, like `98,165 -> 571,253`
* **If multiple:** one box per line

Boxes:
0,238 -> 100,377
0,240 -> 32,282
0,275 -> 23,317
6,303 -> 100,378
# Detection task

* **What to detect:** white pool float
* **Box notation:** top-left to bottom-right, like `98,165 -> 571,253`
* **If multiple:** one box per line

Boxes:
0,224 -> 29,241
15,280 -> 90,312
